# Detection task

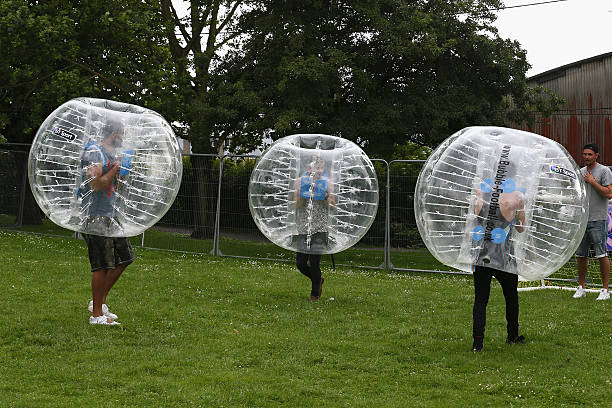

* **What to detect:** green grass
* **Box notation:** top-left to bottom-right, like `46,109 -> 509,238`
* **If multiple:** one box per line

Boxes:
1,212 -> 603,284
1,230 -> 610,407
0,214 -> 446,270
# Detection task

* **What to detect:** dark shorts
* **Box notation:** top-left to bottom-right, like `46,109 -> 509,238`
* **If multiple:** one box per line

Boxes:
576,220 -> 608,258
83,233 -> 135,272
294,232 -> 328,253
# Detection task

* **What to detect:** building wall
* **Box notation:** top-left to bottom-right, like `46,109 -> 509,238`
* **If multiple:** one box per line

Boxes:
525,52 -> 612,165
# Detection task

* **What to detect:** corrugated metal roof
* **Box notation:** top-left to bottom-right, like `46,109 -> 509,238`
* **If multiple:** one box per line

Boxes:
519,52 -> 612,165
528,52 -> 612,84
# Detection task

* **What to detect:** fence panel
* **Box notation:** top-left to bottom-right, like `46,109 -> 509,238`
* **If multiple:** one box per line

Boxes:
214,156 -> 386,268
0,148 -> 29,228
142,153 -> 218,254
387,160 -> 460,273
215,155 -> 294,261
1,144 -> 599,285
330,158 -> 386,269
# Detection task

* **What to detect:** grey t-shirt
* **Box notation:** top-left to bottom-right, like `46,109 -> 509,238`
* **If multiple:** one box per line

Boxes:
581,162 -> 612,221
473,194 -> 518,273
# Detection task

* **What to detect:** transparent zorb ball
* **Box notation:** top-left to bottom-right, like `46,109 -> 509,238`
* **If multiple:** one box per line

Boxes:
248,134 -> 379,254
28,97 -> 183,237
414,126 -> 587,280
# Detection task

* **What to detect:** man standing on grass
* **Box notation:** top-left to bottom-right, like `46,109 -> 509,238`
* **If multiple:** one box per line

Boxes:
573,143 -> 611,301
80,119 -> 134,325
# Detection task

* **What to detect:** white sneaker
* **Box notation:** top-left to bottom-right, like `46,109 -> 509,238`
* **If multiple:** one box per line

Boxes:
89,315 -> 120,325
573,286 -> 586,298
88,300 -> 118,320
596,288 -> 610,301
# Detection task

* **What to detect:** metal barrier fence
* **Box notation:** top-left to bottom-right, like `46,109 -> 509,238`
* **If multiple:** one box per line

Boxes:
0,145 -> 413,270
209,156 -> 391,270
0,144 -> 597,285
0,148 -> 29,228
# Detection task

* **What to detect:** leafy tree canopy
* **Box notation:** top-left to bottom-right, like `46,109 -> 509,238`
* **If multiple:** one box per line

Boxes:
0,0 -> 177,143
216,0 -> 560,158
1,0 -> 563,159
157,0 -> 257,153
392,141 -> 432,161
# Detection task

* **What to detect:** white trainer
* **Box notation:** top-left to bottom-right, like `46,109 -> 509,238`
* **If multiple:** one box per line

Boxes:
88,300 -> 118,320
573,286 -> 586,298
596,288 -> 610,301
89,315 -> 120,325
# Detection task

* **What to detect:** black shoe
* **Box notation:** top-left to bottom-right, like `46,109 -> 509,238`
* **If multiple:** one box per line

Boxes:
472,337 -> 483,352
506,335 -> 525,344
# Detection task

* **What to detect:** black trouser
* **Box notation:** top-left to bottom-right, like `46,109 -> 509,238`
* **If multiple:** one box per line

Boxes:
296,252 -> 322,296
472,265 -> 519,339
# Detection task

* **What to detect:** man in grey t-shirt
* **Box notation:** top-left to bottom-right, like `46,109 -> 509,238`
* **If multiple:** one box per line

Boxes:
574,143 -> 611,300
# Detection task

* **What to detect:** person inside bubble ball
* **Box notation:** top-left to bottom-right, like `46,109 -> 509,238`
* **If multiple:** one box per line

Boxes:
294,155 -> 335,301
470,176 -> 526,352
573,143 -> 612,301
79,119 -> 134,325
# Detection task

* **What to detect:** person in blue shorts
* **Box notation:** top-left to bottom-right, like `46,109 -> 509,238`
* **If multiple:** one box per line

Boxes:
573,143 -> 611,301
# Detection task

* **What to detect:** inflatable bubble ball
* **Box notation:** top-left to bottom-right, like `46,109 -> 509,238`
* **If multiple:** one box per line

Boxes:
28,97 -> 183,237
414,126 -> 588,280
248,134 -> 379,255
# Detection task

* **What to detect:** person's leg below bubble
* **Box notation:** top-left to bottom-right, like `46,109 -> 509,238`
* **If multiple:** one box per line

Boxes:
103,237 -> 134,305
574,226 -> 591,298
472,266 -> 492,351
85,234 -> 120,324
592,220 -> 610,299
91,268 -> 118,324
308,254 -> 323,301
91,268 -> 108,318
103,262 -> 130,305
496,270 -> 523,344
296,252 -> 311,279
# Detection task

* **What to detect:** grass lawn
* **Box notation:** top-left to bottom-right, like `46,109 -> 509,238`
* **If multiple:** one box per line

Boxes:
0,230 -> 610,407
1,214 -> 600,284
0,215 -> 449,271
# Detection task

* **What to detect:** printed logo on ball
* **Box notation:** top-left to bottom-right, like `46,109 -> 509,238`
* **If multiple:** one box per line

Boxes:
52,127 -> 77,141
549,165 -> 575,179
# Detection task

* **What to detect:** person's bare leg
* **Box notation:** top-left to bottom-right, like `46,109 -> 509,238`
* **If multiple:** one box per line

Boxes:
577,257 -> 588,287
598,256 -> 610,290
102,262 -> 130,304
92,269 -> 108,317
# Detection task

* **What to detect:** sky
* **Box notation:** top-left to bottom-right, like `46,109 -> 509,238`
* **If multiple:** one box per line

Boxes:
493,0 -> 612,77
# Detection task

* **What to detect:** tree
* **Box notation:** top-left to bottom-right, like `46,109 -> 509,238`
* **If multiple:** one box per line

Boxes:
1,0 -> 177,142
158,0 -> 261,238
222,0 -> 561,158
0,0 -> 176,223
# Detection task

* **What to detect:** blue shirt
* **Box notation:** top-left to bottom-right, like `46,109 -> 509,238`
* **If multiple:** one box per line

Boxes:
299,172 -> 328,200
79,142 -> 116,217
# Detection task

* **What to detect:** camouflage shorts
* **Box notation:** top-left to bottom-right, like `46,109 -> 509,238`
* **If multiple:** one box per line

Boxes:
82,233 -> 135,272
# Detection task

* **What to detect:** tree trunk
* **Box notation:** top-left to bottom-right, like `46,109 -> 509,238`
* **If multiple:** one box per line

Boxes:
189,154 -> 216,239
20,181 -> 43,226
15,151 -> 42,226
